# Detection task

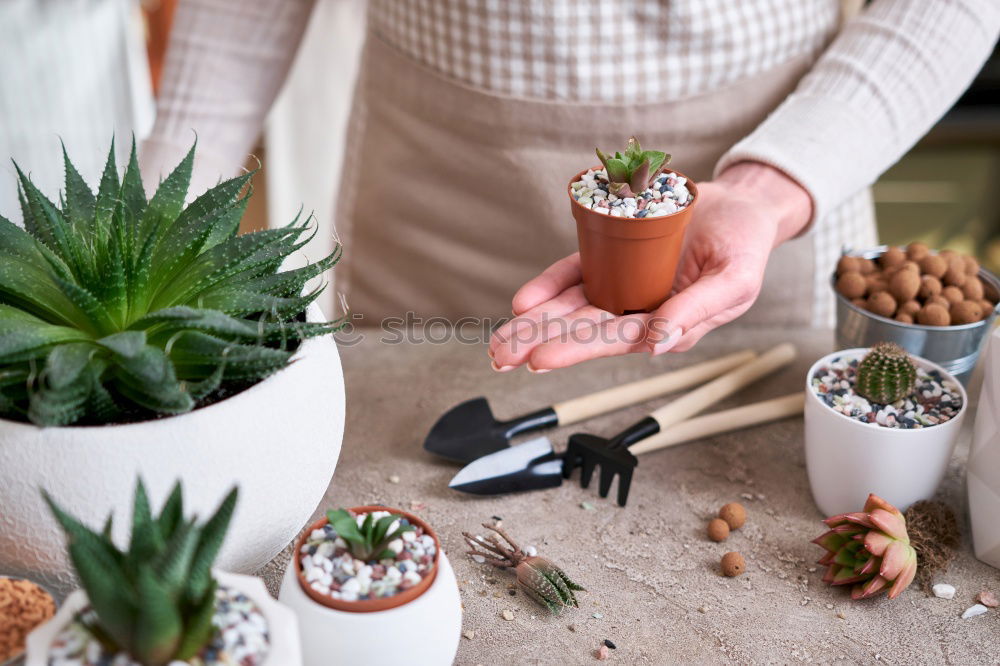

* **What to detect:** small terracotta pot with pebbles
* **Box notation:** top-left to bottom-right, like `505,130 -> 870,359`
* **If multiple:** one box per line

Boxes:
569,136 -> 698,315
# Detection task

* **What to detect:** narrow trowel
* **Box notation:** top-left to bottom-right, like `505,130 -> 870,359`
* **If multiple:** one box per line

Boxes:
450,344 -> 800,505
423,350 -> 755,463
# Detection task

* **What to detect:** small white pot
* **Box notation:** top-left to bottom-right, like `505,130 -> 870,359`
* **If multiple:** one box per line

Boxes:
278,552 -> 462,666
804,348 -> 968,516
0,304 -> 345,597
25,571 -> 302,665
968,326 -> 1000,568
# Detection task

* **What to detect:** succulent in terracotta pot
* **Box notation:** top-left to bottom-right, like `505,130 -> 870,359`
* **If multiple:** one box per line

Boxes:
26,479 -> 302,666
569,136 -> 698,315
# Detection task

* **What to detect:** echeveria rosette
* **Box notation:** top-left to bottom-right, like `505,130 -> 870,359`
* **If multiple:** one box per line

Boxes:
813,493 -> 918,600
595,136 -> 670,198
0,138 -> 343,426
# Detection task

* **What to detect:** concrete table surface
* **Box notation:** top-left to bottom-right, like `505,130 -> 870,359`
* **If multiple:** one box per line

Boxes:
260,326 -> 1000,665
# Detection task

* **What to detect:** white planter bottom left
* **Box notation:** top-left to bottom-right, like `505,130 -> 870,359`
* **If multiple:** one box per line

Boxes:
279,552 -> 462,666
25,571 -> 302,666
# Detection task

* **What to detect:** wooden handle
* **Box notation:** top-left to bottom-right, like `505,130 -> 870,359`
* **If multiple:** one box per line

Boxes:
552,350 -> 756,426
629,392 -> 804,455
647,343 -> 797,429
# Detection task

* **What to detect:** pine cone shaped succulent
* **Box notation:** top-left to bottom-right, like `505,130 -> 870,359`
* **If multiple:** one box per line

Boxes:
813,493 -> 918,600
855,342 -> 917,404
515,556 -> 584,613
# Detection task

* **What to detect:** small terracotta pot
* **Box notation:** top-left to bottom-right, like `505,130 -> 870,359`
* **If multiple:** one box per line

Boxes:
569,167 -> 698,315
293,505 -> 440,613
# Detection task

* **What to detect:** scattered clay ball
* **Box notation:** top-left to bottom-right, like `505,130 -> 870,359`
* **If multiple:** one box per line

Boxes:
707,518 -> 730,542
879,246 -> 905,268
917,303 -> 951,326
719,502 -> 747,530
962,277 -> 984,302
898,300 -> 921,317
919,275 -> 942,299
943,263 -> 967,288
866,275 -> 888,293
721,552 -> 746,577
857,258 -> 876,275
951,301 -> 983,325
942,285 -> 964,305
836,255 -> 859,275
906,242 -> 930,261
836,271 -> 867,299
851,298 -> 867,309
920,255 -> 948,279
866,291 -> 897,318
964,255 -> 980,275
979,299 -> 995,316
889,269 -> 920,302
895,313 -> 914,324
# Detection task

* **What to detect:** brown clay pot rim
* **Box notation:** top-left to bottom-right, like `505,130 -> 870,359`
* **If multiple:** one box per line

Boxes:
567,165 -> 699,222
294,505 -> 440,613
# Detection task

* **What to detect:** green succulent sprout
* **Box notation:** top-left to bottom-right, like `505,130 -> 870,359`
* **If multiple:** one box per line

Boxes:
326,508 -> 416,561
595,136 -> 671,197
44,479 -> 238,666
855,341 -> 918,404
0,138 -> 343,426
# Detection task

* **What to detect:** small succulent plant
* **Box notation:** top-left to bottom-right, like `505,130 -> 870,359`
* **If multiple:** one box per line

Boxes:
0,138 -> 342,426
812,493 -> 918,600
463,523 -> 584,614
855,342 -> 917,404
595,136 -> 670,197
326,508 -> 415,561
44,479 -> 238,665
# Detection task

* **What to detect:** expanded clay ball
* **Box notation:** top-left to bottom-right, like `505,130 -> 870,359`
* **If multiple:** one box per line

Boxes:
879,246 -> 905,268
898,300 -> 921,317
964,255 -> 980,275
951,301 -> 983,325
943,261 -> 967,287
866,291 -> 897,318
836,271 -> 867,299
857,258 -> 876,275
980,299 -> 995,315
721,552 -> 746,577
942,286 -> 964,305
866,275 -> 888,294
719,502 -> 746,530
836,255 -> 860,275
918,303 -> 951,326
919,275 -> 942,299
851,298 -> 867,308
920,255 -> 948,279
906,242 -> 930,261
707,518 -> 730,542
895,313 -> 914,324
962,277 -> 984,302
889,269 -> 920,302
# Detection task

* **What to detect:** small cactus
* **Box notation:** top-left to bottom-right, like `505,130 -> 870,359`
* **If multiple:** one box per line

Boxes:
855,342 -> 917,404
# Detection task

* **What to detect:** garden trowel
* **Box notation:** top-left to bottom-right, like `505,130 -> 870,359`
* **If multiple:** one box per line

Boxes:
450,344 -> 801,505
423,350 -> 755,463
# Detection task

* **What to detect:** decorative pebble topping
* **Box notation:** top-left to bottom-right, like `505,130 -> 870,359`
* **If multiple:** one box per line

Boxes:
932,583 -> 956,599
571,168 -> 693,218
48,586 -> 269,665
811,355 -> 963,429
300,511 -> 436,602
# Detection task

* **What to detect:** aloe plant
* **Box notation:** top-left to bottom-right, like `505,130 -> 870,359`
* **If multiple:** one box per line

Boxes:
595,136 -> 670,197
0,138 -> 342,426
326,508 -> 415,561
44,480 -> 238,665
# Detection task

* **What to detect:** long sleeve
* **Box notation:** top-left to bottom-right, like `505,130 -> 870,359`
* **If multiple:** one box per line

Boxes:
140,0 -> 316,193
715,0 -> 1000,225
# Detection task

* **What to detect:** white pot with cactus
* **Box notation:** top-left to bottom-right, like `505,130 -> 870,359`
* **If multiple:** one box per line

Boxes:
278,506 -> 462,666
25,480 -> 302,665
0,140 -> 346,595
804,343 -> 968,516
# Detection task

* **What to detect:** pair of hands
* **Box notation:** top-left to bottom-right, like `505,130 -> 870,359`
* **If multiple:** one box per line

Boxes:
488,162 -> 812,372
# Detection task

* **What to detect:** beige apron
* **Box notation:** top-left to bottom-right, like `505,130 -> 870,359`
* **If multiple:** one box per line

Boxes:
336,32 -> 876,327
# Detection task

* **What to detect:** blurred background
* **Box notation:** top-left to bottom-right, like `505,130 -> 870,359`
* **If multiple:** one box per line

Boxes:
1,0 -> 997,316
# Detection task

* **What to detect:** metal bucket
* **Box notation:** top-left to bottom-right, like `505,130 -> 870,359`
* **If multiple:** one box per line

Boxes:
833,246 -> 1000,384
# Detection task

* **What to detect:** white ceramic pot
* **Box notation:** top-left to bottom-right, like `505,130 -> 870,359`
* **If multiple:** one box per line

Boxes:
25,571 -> 302,665
968,326 -> 1000,568
0,304 -> 345,597
278,552 -> 462,666
804,348 -> 967,516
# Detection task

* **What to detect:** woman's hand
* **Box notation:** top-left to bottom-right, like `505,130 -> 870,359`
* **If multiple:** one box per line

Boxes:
488,162 -> 812,372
